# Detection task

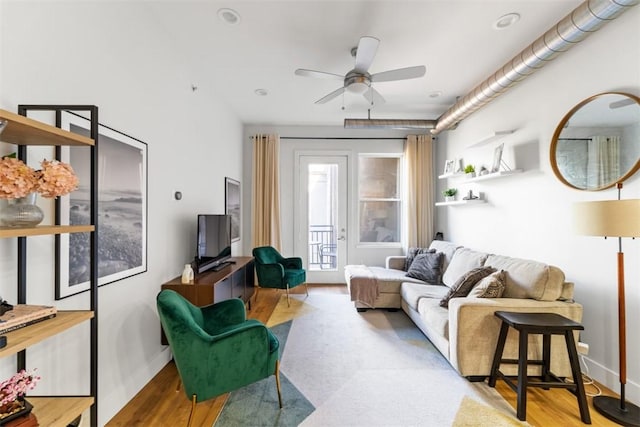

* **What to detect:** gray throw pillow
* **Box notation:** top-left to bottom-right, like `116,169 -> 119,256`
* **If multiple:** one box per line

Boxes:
468,270 -> 507,298
439,266 -> 496,308
405,251 -> 444,284
404,247 -> 434,271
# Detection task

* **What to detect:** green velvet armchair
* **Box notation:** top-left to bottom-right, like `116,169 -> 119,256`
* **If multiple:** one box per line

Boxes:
252,246 -> 308,306
156,289 -> 282,426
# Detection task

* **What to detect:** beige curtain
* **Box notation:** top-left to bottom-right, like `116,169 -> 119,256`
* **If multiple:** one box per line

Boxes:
251,134 -> 282,250
587,135 -> 620,187
405,134 -> 434,247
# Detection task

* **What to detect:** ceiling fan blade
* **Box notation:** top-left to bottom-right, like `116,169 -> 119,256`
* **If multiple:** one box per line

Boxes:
371,65 -> 426,82
353,36 -> 380,73
315,87 -> 346,104
363,87 -> 386,106
295,69 -> 344,80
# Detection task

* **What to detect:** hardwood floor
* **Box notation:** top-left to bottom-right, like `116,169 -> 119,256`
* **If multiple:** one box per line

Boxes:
107,285 -> 619,426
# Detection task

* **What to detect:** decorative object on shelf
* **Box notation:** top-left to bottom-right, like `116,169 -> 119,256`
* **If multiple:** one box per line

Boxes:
491,143 -> 504,173
462,190 -> 479,200
574,184 -> 640,426
0,193 -> 44,227
181,264 -> 194,284
56,111 -> 148,299
443,188 -> 457,203
479,166 -> 489,176
443,159 -> 455,175
0,156 -> 79,200
0,369 -> 40,423
464,164 -> 476,178
454,158 -> 464,173
225,177 -> 241,242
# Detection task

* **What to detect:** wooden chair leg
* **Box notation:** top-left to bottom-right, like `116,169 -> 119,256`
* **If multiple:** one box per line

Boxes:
286,285 -> 291,307
187,394 -> 197,427
275,360 -> 283,408
176,378 -> 182,392
304,282 -> 309,296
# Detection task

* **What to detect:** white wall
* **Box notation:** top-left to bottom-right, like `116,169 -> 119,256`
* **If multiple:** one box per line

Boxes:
0,2 -> 244,425
434,6 -> 640,403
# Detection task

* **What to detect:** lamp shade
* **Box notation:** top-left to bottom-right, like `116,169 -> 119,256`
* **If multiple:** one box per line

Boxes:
574,199 -> 640,237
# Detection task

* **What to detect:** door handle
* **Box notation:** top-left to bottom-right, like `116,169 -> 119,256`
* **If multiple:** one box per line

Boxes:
337,236 -> 346,241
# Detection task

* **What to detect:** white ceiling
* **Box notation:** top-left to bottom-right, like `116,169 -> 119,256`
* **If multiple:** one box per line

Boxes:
145,0 -> 584,126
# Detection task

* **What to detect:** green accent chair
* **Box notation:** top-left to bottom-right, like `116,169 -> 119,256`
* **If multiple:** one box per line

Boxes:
157,289 -> 282,427
252,246 -> 308,306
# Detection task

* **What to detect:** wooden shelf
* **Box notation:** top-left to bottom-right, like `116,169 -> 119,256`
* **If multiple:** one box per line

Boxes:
465,169 -> 523,182
0,224 -> 94,238
435,199 -> 485,206
28,396 -> 94,427
0,311 -> 94,358
0,109 -> 94,146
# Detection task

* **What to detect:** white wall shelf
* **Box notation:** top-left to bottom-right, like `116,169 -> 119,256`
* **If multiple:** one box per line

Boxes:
466,169 -> 523,182
466,129 -> 515,149
438,172 -> 465,180
435,199 -> 485,207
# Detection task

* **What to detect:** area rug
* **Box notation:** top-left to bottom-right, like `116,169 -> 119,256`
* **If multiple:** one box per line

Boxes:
215,293 -> 526,426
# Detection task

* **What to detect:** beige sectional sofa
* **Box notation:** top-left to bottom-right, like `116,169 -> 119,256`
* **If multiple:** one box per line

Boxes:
344,240 -> 583,379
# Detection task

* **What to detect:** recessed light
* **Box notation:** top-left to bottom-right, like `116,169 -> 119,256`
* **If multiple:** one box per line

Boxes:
218,8 -> 241,25
493,13 -> 520,30
254,88 -> 268,96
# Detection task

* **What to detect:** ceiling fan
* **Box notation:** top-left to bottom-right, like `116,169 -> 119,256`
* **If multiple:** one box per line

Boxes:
295,36 -> 426,105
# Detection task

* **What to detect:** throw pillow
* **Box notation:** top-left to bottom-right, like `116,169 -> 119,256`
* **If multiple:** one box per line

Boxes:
439,266 -> 496,308
405,251 -> 444,284
468,270 -> 507,298
404,247 -> 434,271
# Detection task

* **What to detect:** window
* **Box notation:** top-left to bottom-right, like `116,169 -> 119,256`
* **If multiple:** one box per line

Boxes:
358,155 -> 402,244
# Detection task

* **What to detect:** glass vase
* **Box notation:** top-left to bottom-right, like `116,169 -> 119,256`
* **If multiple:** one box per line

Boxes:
0,193 -> 45,227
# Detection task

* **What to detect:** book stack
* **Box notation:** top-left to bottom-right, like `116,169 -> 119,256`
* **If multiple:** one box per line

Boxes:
0,304 -> 57,335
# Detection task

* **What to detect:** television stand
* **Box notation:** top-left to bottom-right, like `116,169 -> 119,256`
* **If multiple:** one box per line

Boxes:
212,261 -> 231,272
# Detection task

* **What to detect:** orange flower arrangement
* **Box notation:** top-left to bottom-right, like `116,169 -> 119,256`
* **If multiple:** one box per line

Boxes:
0,156 -> 78,199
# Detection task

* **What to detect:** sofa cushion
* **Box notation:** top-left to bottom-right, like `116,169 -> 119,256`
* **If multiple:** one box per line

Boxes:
417,297 -> 450,340
405,251 -> 443,284
428,240 -> 461,274
484,255 -> 565,301
441,248 -> 489,288
440,266 -> 496,308
401,282 -> 449,311
468,270 -> 506,298
366,266 -> 426,293
404,247 -> 434,271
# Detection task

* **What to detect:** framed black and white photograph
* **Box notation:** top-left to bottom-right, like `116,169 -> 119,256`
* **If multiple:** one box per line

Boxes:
443,159 -> 455,175
56,111 -> 148,299
225,177 -> 241,242
491,143 -> 504,173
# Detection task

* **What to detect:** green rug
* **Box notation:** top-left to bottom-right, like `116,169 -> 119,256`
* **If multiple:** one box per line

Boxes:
216,293 -> 525,426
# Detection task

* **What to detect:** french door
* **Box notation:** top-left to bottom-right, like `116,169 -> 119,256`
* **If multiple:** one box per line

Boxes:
295,154 -> 348,283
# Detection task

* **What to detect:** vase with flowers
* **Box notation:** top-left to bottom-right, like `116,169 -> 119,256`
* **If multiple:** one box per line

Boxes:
0,369 -> 40,423
0,155 -> 79,227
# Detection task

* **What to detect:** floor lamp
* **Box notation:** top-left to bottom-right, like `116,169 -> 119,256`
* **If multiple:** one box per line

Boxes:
574,188 -> 640,426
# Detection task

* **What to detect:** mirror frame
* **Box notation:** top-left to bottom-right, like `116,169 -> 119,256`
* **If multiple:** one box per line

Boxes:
550,92 -> 640,191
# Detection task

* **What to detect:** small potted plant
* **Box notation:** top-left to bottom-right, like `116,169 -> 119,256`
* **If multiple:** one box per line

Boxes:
443,188 -> 457,202
464,164 -> 476,178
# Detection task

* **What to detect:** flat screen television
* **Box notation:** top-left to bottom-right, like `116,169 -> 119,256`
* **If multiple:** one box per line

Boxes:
195,214 -> 232,273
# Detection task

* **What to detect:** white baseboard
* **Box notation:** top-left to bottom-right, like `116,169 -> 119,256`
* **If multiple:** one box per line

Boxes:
581,355 -> 639,405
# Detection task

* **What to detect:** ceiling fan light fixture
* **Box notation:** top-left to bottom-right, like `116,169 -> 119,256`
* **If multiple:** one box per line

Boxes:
493,13 -> 520,30
218,8 -> 241,25
347,82 -> 369,94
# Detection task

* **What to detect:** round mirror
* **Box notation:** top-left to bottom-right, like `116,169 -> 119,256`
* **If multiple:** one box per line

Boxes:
550,92 -> 640,191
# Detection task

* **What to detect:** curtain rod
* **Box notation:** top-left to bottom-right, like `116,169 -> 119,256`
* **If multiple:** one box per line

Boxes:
250,136 -> 409,141
557,138 -> 591,141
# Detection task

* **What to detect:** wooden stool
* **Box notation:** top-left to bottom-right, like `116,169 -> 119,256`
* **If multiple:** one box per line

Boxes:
488,311 -> 591,424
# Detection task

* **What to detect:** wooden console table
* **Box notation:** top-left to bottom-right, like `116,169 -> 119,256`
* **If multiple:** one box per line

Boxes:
160,256 -> 255,344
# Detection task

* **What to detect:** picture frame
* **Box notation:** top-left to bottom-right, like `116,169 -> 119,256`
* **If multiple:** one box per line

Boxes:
443,159 -> 455,175
491,143 -> 504,173
56,111 -> 148,299
225,177 -> 241,242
